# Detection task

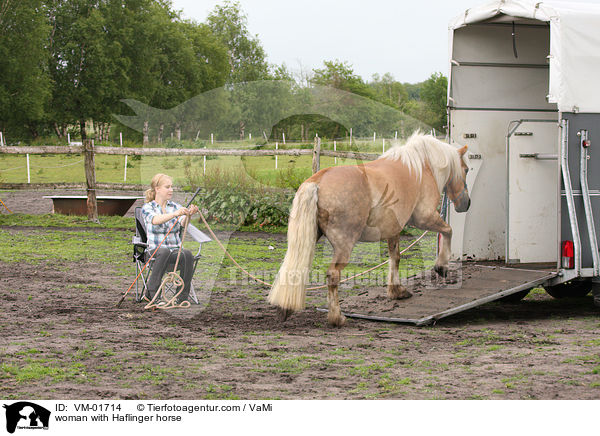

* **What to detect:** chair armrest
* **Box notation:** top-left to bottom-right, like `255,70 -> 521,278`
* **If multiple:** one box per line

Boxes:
132,235 -> 148,248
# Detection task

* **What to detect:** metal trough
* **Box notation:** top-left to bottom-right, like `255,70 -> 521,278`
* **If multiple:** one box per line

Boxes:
43,195 -> 143,216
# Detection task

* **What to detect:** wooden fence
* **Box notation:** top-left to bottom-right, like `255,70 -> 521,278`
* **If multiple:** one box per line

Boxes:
0,137 -> 379,220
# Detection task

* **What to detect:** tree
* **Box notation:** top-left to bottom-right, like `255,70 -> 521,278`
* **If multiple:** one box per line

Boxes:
420,72 -> 448,131
312,60 -> 375,99
206,1 -> 270,139
0,0 -> 51,139
206,1 -> 268,84
369,73 -> 408,109
47,0 -> 129,140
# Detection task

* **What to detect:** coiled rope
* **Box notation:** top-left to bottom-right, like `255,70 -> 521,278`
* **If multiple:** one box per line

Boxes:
143,215 -> 192,310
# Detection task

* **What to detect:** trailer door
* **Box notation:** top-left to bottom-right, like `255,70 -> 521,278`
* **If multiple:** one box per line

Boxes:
507,120 -> 559,264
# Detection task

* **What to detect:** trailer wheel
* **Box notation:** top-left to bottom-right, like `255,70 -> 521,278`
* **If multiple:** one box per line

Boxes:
544,281 -> 591,299
499,289 -> 530,303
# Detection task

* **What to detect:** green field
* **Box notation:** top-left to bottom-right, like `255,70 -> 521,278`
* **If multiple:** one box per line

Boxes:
0,139 -> 389,188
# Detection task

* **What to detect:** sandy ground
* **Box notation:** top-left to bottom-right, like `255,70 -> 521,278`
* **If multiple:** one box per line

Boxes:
0,189 -> 599,399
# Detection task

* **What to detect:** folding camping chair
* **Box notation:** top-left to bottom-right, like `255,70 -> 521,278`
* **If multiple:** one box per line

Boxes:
132,207 -> 211,303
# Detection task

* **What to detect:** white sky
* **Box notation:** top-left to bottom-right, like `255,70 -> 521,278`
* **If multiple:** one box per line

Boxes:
171,0 -> 600,84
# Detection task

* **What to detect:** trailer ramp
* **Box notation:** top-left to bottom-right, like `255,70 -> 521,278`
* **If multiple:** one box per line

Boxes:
329,262 -> 558,326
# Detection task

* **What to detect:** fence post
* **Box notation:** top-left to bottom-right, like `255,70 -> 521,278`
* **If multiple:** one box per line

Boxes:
121,132 -> 127,182
275,142 -> 278,169
312,135 -> 321,174
350,128 -> 353,146
26,154 -> 30,183
282,132 -> 286,145
0,131 -> 4,146
334,140 -> 337,165
84,139 -> 98,222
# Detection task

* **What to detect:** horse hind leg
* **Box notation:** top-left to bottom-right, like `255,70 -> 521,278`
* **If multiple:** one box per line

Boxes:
326,242 -> 355,327
387,236 -> 412,300
277,307 -> 293,322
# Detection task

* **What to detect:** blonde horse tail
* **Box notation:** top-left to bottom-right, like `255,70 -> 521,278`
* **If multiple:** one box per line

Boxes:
268,182 -> 319,312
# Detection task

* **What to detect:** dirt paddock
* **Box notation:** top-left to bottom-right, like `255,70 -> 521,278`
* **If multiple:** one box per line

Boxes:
0,189 -> 599,399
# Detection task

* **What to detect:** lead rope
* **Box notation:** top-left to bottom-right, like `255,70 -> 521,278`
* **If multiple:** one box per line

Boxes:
196,209 -> 429,291
144,215 -> 192,310
0,197 -> 12,213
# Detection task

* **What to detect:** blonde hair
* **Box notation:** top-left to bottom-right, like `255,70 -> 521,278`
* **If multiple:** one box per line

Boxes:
145,173 -> 172,203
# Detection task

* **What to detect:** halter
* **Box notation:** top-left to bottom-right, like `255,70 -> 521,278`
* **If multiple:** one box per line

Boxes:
444,172 -> 469,207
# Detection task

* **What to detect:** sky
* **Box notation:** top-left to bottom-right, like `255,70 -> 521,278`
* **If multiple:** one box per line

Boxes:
171,0 -> 600,84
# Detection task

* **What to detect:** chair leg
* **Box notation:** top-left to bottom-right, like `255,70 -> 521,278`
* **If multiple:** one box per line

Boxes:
189,283 -> 199,304
135,262 -> 141,302
188,256 -> 202,304
135,260 -> 152,302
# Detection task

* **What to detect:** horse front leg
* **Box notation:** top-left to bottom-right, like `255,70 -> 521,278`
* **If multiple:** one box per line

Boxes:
414,213 -> 453,277
387,236 -> 412,300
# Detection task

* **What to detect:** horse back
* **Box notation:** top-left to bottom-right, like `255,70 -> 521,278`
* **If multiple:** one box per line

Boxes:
306,160 -> 426,241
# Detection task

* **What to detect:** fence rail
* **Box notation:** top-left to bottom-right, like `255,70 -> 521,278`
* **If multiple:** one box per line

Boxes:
0,138 -> 380,220
0,145 -> 379,160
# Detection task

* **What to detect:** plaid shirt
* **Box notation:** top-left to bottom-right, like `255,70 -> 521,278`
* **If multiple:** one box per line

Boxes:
141,200 -> 185,251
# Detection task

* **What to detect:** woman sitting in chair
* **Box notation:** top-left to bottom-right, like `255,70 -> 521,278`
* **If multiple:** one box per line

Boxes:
141,173 -> 199,303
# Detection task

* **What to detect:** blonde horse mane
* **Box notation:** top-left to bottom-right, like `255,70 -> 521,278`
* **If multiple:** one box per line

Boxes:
382,132 -> 466,193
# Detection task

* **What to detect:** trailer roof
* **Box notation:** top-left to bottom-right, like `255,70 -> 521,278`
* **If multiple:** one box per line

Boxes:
450,1 -> 600,113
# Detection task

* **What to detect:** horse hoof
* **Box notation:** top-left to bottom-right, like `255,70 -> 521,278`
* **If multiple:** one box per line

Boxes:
434,264 -> 448,278
387,285 -> 412,300
328,312 -> 346,327
277,307 -> 293,322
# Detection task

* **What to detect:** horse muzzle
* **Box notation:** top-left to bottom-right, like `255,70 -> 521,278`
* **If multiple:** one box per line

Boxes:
454,196 -> 471,213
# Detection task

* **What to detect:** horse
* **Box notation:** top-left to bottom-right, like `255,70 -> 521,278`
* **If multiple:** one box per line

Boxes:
268,132 -> 471,327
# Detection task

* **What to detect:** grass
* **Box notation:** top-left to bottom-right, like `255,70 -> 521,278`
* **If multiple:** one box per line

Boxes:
0,227 -> 130,265
1,360 -> 89,384
0,212 -> 134,229
152,338 -> 198,354
0,149 -> 372,187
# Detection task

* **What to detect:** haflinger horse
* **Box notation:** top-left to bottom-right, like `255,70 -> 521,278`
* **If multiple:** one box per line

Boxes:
268,132 -> 471,327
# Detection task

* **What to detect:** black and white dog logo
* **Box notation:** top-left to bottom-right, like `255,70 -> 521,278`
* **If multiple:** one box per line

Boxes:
3,402 -> 50,433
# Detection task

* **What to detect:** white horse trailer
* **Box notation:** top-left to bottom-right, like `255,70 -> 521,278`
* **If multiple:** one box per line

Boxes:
336,0 -> 600,325
447,0 -> 600,305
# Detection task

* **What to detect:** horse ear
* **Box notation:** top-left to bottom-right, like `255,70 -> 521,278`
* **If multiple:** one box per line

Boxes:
458,145 -> 468,156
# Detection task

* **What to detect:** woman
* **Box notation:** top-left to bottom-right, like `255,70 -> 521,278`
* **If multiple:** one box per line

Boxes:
141,173 -> 199,303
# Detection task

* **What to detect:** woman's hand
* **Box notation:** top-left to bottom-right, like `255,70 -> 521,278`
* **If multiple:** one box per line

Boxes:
176,205 -> 198,217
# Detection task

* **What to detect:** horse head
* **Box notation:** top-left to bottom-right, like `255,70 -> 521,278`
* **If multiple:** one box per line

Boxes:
446,145 -> 471,213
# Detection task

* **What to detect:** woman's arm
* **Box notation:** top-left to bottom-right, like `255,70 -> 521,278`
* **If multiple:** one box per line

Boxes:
151,207 -> 189,225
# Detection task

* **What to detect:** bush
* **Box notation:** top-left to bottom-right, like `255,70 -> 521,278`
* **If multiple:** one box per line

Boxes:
183,159 -> 295,228
194,187 -> 293,228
